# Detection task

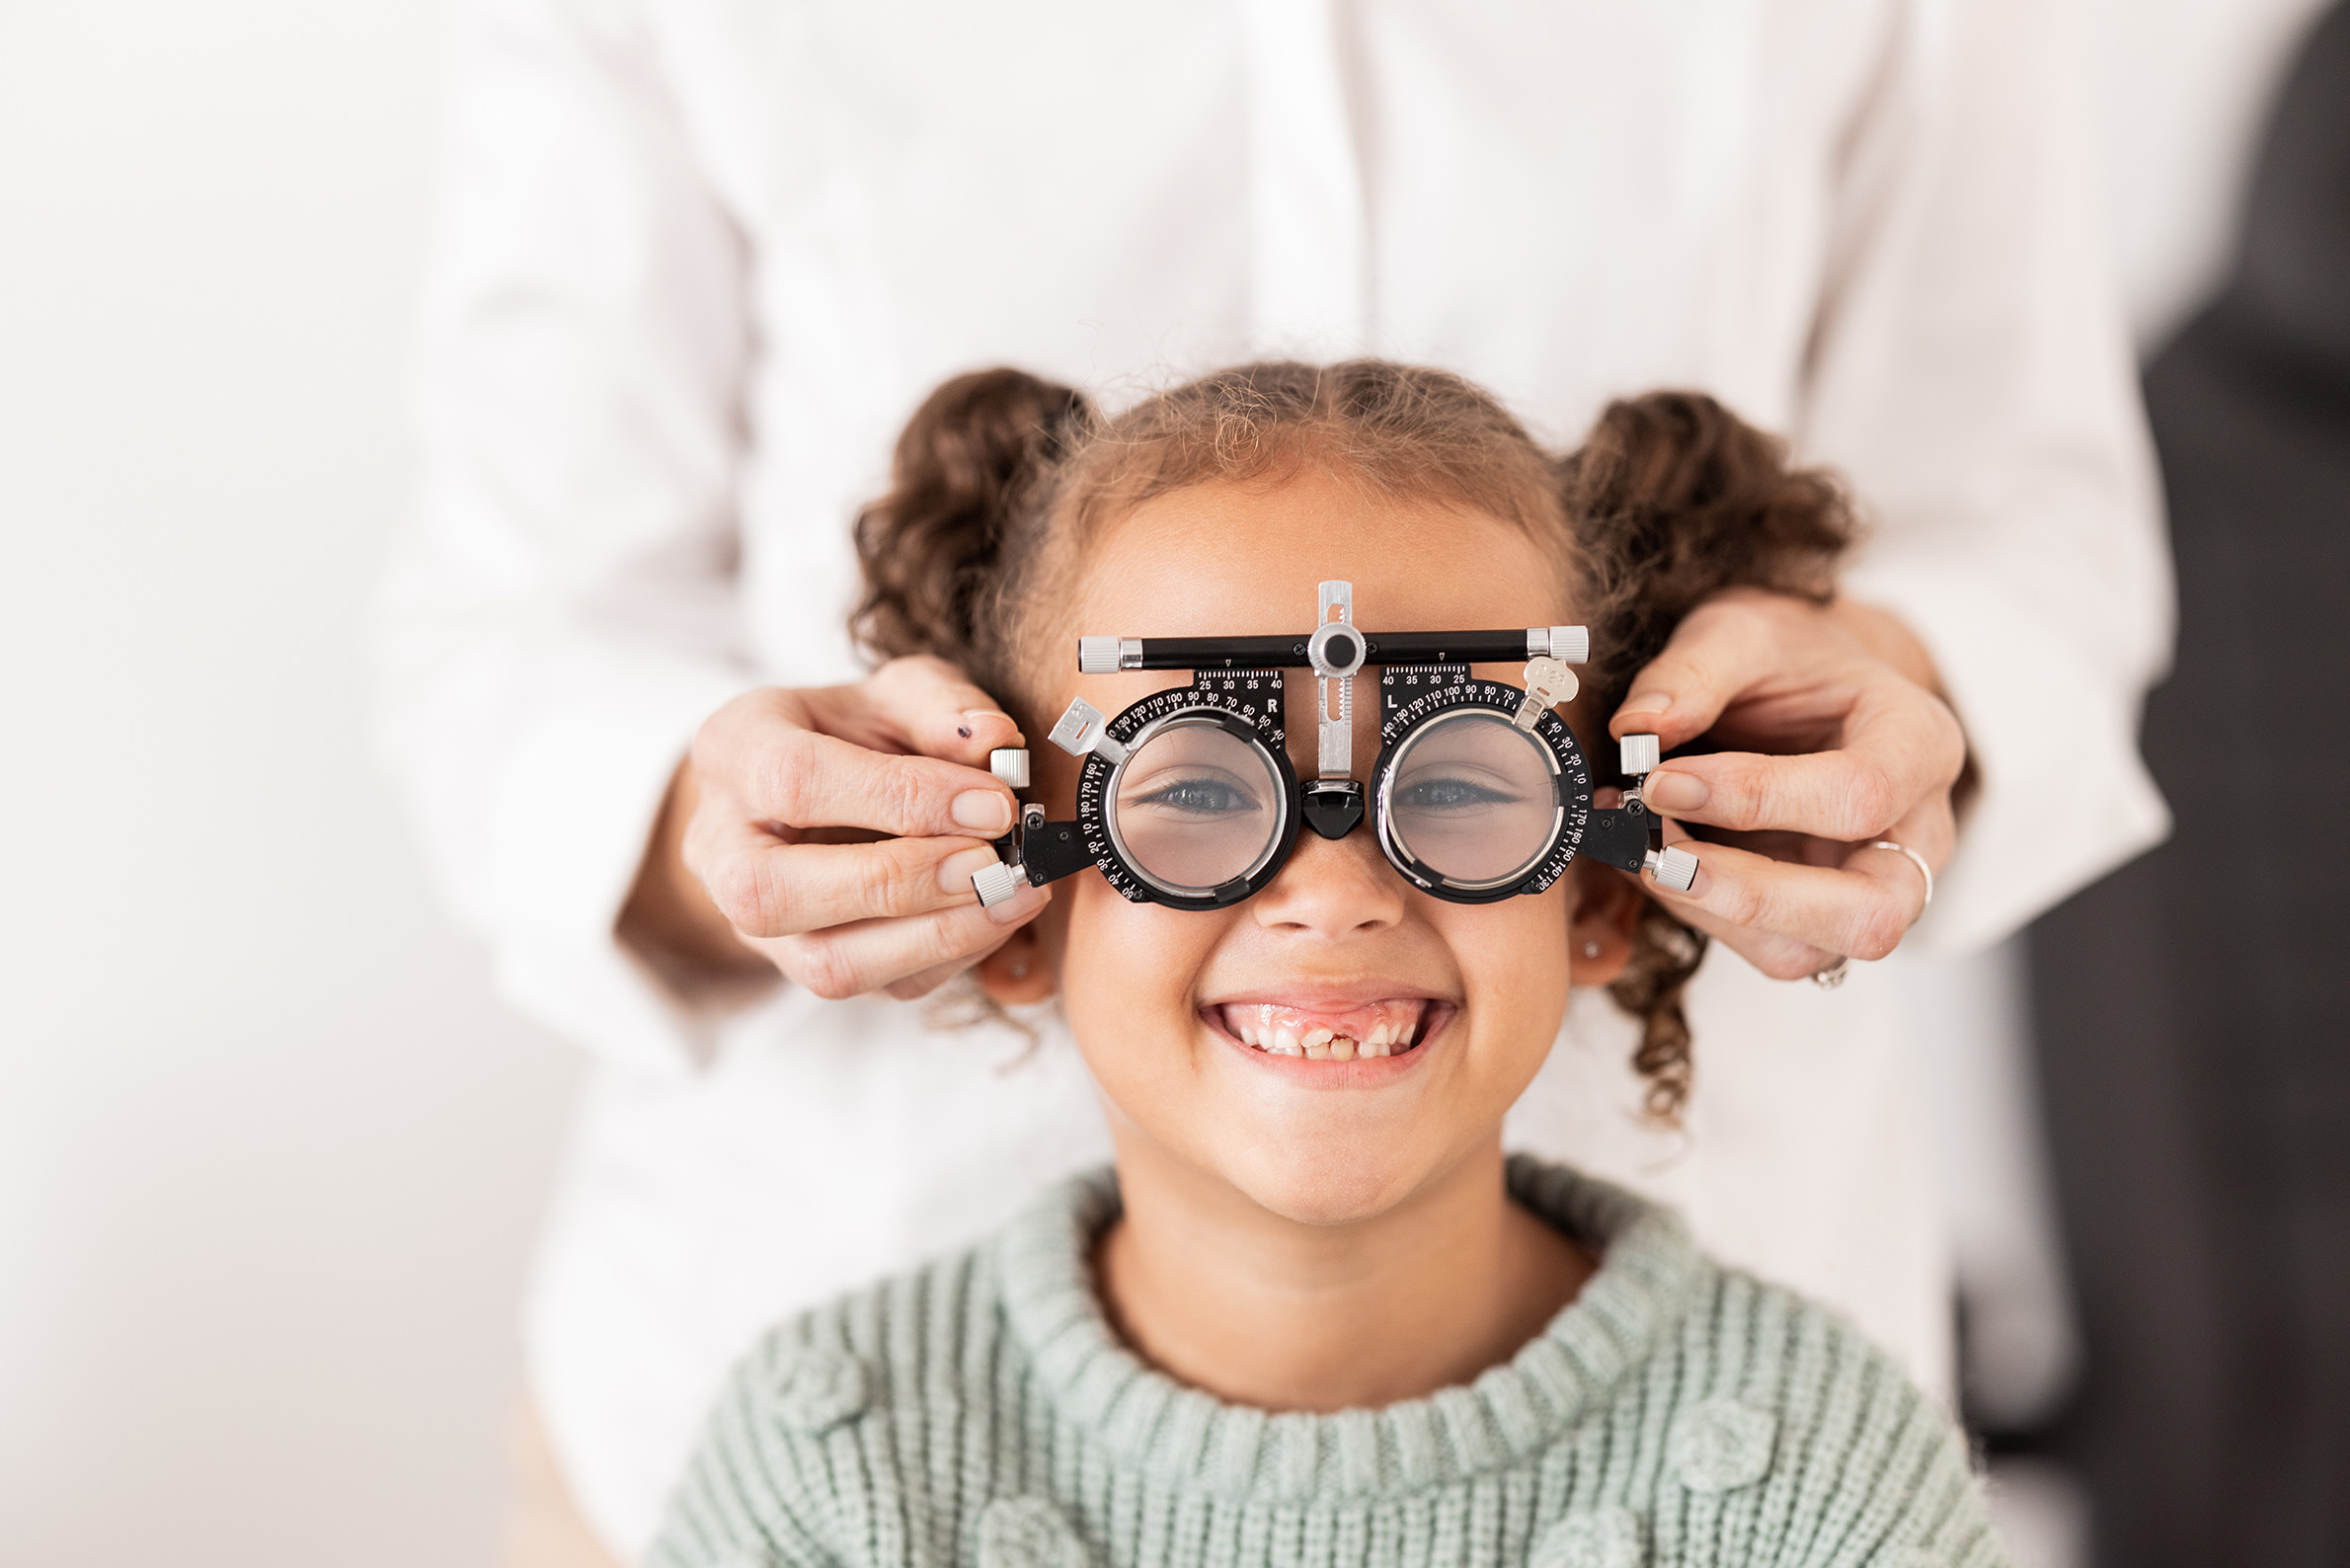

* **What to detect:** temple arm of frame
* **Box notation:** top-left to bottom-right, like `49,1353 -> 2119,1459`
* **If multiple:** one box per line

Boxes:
972,812 -> 1095,907
1579,805 -> 1699,892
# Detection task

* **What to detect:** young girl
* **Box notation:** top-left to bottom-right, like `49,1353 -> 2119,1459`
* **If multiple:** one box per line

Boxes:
647,363 -> 2002,1568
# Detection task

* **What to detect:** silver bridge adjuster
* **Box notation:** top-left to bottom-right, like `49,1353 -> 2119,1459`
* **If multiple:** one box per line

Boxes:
1306,581 -> 1362,778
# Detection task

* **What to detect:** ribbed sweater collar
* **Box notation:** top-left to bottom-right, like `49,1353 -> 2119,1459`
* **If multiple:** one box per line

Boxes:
993,1154 -> 1706,1503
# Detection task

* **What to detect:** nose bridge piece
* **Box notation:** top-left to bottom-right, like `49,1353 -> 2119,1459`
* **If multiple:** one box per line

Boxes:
1300,777 -> 1365,839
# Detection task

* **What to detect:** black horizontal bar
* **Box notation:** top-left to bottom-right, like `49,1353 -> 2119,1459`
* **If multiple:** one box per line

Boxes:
1363,630 -> 1530,665
1120,629 -> 1530,670
1131,635 -> 1306,668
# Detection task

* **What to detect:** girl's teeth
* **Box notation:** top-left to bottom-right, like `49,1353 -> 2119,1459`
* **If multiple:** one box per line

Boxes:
1223,1001 -> 1429,1058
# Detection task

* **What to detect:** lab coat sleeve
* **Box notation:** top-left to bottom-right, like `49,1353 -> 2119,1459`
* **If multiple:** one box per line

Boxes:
1800,0 -> 2175,951
370,0 -> 757,1073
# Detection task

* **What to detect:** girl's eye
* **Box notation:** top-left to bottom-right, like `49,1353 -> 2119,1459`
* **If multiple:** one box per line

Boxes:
1128,774 -> 1262,815
1393,774 -> 1525,812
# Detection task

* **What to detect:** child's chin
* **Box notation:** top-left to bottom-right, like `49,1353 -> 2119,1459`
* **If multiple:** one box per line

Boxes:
1228,1148 -> 1427,1227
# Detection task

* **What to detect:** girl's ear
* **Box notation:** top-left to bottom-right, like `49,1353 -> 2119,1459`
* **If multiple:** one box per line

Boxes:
975,920 -> 1057,1005
1568,864 -> 1648,986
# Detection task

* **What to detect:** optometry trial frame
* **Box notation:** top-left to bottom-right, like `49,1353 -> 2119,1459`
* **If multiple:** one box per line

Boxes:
970,581 -> 1699,912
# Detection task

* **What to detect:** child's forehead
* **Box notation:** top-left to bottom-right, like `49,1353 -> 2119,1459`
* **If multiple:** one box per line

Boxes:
1073,473 -> 1575,639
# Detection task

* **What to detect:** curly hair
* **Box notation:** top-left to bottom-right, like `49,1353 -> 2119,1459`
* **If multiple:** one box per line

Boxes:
853,361 -> 1851,1121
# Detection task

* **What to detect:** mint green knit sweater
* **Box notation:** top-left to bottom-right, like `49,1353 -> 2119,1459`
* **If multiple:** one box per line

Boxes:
648,1158 -> 2004,1568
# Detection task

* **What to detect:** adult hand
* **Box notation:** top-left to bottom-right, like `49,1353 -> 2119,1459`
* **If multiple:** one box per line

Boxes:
1607,588 -> 1967,981
620,656 -> 1050,1001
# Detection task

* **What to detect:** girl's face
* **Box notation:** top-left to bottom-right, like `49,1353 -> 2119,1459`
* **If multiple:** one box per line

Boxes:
991,468 -> 1638,1225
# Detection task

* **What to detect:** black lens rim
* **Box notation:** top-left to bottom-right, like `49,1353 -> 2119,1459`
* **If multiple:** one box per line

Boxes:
1074,674 -> 1301,910
1369,672 -> 1595,904
1105,712 -> 1292,902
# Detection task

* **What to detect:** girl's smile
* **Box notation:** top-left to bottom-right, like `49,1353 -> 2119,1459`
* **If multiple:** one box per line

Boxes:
1208,993 -> 1446,1061
1201,989 -> 1456,1084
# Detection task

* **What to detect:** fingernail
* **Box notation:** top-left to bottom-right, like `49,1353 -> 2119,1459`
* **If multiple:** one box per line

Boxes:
1644,771 -> 1709,813
984,880 -> 1049,925
1620,690 -> 1673,718
952,790 -> 1015,833
939,846 -> 1002,895
962,708 -> 1014,733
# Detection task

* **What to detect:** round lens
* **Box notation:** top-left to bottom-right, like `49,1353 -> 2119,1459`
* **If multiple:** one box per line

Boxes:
1108,718 -> 1286,895
1381,710 -> 1560,889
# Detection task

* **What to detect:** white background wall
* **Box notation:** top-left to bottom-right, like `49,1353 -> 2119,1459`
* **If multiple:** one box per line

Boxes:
0,5 -> 573,1565
0,2 -> 2332,1564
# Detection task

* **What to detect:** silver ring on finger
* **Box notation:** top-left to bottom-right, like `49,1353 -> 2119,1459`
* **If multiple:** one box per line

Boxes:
1866,839 -> 1934,910
1810,956 -> 1851,989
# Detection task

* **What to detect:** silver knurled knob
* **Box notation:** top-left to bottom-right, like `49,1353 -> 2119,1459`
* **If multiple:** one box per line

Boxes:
1545,625 -> 1591,665
971,860 -> 1024,908
988,748 -> 1030,789
1646,845 -> 1699,893
1619,733 -> 1661,777
1077,636 -> 1123,674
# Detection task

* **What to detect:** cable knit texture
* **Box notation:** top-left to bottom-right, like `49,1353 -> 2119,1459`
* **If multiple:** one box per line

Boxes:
649,1158 -> 2006,1568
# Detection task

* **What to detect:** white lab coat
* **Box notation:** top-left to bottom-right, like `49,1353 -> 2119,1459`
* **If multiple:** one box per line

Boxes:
373,0 -> 2169,1552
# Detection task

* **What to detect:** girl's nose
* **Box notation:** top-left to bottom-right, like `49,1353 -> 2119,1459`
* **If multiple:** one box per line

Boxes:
1250,827 -> 1406,939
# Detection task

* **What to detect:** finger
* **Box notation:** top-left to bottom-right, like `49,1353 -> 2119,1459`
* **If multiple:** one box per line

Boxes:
1638,679 -> 1965,840
1643,820 -> 1838,978
758,881 -> 1051,1000
697,707 -> 1018,838
690,820 -> 1017,938
884,942 -> 1007,1002
805,656 -> 1026,766
1852,790 -> 1959,902
1678,910 -> 1841,984
1645,831 -> 1930,973
1607,597 -> 1787,747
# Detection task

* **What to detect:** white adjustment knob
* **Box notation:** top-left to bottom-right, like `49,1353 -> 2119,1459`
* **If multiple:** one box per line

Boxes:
1619,733 -> 1661,777
1645,845 -> 1699,892
971,861 -> 1024,908
1542,626 -> 1591,665
988,748 -> 1030,789
1077,637 -> 1123,674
